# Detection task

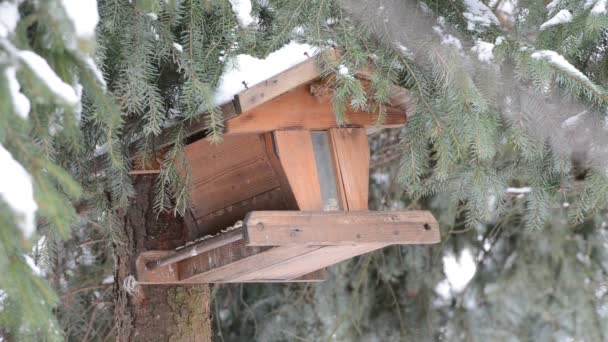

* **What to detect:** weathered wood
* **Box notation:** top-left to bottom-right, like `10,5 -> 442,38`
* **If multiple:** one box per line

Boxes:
136,251 -> 180,284
195,187 -> 294,237
225,85 -> 407,134
232,243 -> 387,282
273,130 -> 323,210
186,134 -> 280,223
329,128 -> 370,210
262,132 -> 299,209
180,245 -> 322,283
145,228 -> 245,271
244,210 -> 441,246
234,55 -> 323,114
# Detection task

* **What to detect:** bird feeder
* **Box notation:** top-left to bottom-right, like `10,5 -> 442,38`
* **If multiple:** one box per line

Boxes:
135,54 -> 440,284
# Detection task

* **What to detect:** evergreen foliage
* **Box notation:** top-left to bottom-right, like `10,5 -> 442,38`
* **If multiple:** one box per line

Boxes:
0,0 -> 607,340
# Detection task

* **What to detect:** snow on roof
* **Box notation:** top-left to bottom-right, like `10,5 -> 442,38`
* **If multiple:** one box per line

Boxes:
0,144 -> 38,238
0,0 -> 19,38
539,9 -> 572,30
214,41 -> 319,105
61,0 -> 99,40
463,0 -> 500,31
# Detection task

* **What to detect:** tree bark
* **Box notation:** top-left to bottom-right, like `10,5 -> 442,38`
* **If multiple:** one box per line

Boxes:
113,176 -> 212,341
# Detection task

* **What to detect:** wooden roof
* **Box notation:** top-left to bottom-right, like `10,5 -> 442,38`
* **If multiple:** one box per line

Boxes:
146,52 -> 410,152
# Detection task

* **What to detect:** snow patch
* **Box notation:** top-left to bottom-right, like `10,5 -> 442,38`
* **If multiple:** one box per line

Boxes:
589,0 -> 607,14
540,9 -> 572,30
61,0 -> 99,40
506,187 -> 531,194
19,50 -> 79,105
337,64 -> 353,78
546,0 -> 561,14
463,0 -> 499,31
146,12 -> 158,20
173,42 -> 183,53
433,26 -> 463,52
102,275 -> 114,285
228,0 -> 254,28
436,249 -> 477,298
0,144 -> 37,238
24,255 -> 43,276
83,56 -> 106,89
471,40 -> 494,63
0,1 -> 19,38
214,41 -> 318,105
5,66 -> 31,119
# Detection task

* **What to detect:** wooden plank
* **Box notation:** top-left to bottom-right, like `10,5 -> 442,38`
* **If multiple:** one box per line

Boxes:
145,228 -> 245,271
180,245 -> 322,283
195,187 -> 293,237
232,244 -> 387,282
235,56 -> 323,114
186,134 -> 281,221
244,210 -> 441,246
329,128 -> 370,210
225,85 -> 407,134
273,130 -> 323,210
238,269 -> 326,283
262,132 -> 299,209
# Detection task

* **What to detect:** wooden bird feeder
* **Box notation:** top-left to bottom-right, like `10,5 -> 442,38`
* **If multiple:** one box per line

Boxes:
135,54 -> 440,284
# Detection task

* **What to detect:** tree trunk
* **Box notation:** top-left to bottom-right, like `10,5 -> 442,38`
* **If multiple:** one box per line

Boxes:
113,176 -> 212,341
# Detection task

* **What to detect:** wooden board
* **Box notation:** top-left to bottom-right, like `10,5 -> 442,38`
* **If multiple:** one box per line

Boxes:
232,244 -> 387,282
273,130 -> 323,210
235,55 -> 323,114
180,245 -> 322,283
137,243 -> 327,284
329,128 -> 370,210
185,134 -> 281,223
244,210 -> 441,246
225,85 -> 407,134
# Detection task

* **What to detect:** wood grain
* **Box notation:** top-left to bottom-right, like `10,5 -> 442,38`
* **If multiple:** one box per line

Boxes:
244,210 -> 441,246
180,245 -> 322,283
225,85 -> 406,134
235,56 -> 323,113
329,128 -> 370,210
273,130 -> 323,210
232,243 -> 387,281
185,134 -> 280,221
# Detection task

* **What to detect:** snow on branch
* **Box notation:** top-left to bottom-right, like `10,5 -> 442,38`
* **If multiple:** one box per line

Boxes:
0,144 -> 38,238
506,187 -> 532,194
19,50 -> 79,105
4,66 -> 31,119
228,0 -> 254,28
0,1 -> 19,38
61,0 -> 99,40
530,50 -> 600,93
586,0 -> 607,15
463,0 -> 499,31
540,9 -> 572,30
471,40 -> 494,63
